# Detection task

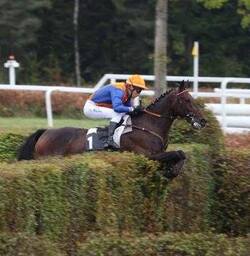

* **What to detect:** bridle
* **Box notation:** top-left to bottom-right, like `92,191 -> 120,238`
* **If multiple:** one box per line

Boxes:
142,89 -> 190,120
143,109 -> 176,120
131,89 -> 193,148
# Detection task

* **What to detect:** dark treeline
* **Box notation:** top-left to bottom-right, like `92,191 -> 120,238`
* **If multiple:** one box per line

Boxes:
0,0 -> 249,85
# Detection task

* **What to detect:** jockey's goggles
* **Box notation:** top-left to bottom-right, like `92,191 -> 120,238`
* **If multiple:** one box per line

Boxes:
133,86 -> 142,94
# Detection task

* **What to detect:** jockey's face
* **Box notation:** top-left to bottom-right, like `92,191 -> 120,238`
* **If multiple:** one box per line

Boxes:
128,84 -> 142,98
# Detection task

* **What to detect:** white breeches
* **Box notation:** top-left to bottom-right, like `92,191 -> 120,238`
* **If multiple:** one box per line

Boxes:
83,100 -> 126,123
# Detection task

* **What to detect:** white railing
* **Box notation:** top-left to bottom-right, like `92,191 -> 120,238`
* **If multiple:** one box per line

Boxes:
98,74 -> 250,132
0,84 -> 96,127
1,74 -> 250,133
214,88 -> 250,104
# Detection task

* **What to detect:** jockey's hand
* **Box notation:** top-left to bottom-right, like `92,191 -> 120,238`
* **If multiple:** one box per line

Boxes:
129,105 -> 144,117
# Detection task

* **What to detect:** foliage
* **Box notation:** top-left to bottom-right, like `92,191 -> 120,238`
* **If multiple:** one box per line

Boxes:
0,232 -> 63,256
197,0 -> 230,9
77,232 -> 249,256
0,147 -> 212,245
0,0 -> 51,49
0,0 -> 250,84
0,232 -> 248,256
169,0 -> 250,77
169,99 -> 224,157
160,144 -> 213,232
198,0 -> 250,28
211,149 -> 250,235
0,131 -> 249,253
238,0 -> 250,28
0,133 -> 25,162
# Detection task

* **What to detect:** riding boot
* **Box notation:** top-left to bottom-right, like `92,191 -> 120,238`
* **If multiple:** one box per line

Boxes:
104,122 -> 119,149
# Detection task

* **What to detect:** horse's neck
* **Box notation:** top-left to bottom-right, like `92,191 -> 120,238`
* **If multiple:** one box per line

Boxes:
132,110 -> 175,145
143,94 -> 176,142
155,116 -> 175,143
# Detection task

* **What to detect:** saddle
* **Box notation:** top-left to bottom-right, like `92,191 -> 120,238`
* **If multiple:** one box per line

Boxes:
86,115 -> 132,151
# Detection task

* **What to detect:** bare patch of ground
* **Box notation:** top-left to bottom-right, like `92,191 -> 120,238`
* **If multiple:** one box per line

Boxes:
225,133 -> 250,149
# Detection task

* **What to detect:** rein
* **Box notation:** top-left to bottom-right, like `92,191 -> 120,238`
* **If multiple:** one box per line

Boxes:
177,89 -> 189,96
142,89 -> 189,119
143,109 -> 175,120
126,89 -> 190,148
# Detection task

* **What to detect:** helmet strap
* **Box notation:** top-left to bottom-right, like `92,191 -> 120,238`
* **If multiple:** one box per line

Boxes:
125,84 -> 133,100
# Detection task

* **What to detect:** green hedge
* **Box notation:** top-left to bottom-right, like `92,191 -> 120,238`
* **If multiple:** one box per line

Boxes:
0,232 -> 248,256
0,130 -> 248,237
160,144 -> 213,232
0,144 -> 248,254
0,133 -> 25,162
211,149 -> 250,235
0,146 -> 212,248
0,232 -> 63,256
169,100 -> 224,156
77,232 -> 249,256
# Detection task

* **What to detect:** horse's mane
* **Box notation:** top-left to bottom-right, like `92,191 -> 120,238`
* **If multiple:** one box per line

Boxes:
146,88 -> 174,110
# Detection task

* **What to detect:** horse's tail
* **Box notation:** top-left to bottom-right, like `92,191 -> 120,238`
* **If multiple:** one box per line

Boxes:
17,129 -> 47,161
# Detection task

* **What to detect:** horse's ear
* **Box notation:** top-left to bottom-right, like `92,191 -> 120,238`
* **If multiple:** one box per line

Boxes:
178,80 -> 186,92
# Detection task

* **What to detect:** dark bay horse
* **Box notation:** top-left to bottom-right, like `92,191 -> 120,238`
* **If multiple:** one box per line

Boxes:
18,81 -> 206,178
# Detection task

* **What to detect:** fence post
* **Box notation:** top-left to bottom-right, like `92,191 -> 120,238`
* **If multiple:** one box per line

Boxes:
221,78 -> 233,132
45,89 -> 55,127
192,41 -> 199,98
4,55 -> 20,85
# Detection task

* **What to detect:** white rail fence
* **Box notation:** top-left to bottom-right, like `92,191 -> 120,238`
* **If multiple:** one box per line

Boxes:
1,74 -> 250,133
0,84 -> 95,127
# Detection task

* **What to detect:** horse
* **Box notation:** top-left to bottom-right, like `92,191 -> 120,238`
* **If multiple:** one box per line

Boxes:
18,81 -> 206,179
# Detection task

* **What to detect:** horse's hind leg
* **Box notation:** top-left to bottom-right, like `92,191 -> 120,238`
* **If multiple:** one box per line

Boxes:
150,150 -> 186,179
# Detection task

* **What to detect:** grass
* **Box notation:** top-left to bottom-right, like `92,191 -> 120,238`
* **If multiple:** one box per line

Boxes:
0,117 -> 108,134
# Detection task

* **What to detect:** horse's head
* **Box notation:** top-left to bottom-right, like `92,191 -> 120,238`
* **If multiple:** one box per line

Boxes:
172,81 -> 206,129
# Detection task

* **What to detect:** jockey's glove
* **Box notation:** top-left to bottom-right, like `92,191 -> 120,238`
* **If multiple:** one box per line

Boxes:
129,105 -> 144,117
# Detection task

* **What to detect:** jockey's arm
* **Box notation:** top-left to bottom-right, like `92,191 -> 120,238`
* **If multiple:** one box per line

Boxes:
111,89 -> 133,113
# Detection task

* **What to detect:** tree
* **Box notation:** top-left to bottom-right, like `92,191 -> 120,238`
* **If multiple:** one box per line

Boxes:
1,0 -> 249,84
73,0 -> 81,86
197,0 -> 250,28
235,0 -> 250,28
35,0 -> 75,83
0,0 -> 51,54
154,0 -> 168,97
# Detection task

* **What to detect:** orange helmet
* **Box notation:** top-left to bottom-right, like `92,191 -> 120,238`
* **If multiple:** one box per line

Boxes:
126,74 -> 148,90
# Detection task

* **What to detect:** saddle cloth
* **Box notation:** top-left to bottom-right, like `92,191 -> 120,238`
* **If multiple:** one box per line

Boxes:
86,115 -> 132,151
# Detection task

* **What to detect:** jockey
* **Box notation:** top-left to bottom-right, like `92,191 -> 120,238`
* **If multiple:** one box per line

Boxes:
83,74 -> 148,148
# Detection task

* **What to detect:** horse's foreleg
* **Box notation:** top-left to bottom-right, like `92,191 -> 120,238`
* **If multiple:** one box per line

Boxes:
150,150 -> 186,179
